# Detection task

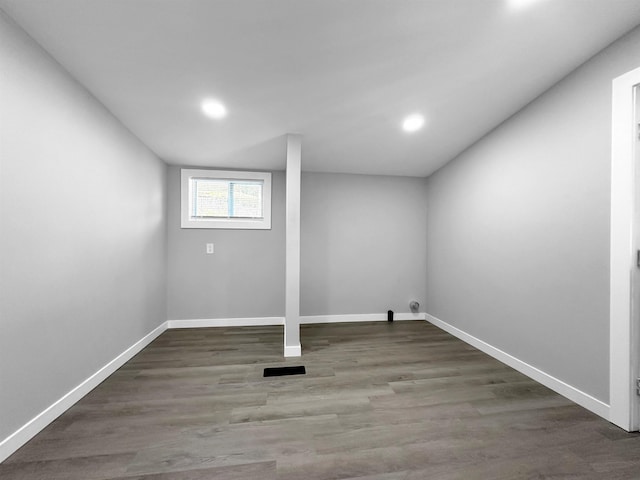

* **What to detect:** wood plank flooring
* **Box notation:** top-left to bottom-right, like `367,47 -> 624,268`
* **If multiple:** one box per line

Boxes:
2,321 -> 639,479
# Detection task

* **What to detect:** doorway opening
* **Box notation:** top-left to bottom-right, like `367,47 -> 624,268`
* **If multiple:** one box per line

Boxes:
610,67 -> 640,431
633,85 -> 640,431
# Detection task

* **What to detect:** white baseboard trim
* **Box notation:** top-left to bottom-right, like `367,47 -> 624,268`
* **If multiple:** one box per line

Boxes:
284,344 -> 302,357
0,321 -> 168,464
425,314 -> 610,420
167,317 -> 285,329
301,312 -> 427,324
167,314 -> 426,329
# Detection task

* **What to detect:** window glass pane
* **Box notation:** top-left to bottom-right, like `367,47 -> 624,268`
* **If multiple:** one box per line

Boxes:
181,169 -> 271,229
192,178 -> 229,218
231,181 -> 263,218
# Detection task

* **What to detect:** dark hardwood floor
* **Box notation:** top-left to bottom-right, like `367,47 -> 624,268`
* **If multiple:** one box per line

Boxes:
2,321 -> 639,479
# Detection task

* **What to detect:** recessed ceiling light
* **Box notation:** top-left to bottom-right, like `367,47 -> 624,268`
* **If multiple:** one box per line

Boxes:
201,99 -> 227,119
402,114 -> 425,133
508,0 -> 543,9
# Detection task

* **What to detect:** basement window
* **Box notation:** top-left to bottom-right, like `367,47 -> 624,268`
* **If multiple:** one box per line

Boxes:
180,169 -> 271,229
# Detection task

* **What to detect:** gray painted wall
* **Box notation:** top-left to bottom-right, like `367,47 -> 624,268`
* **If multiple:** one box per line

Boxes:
426,26 -> 640,404
166,166 -> 286,320
301,172 -> 428,316
0,12 -> 167,442
167,169 -> 427,320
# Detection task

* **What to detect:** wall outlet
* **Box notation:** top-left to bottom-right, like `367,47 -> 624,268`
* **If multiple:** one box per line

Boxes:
206,243 -> 214,254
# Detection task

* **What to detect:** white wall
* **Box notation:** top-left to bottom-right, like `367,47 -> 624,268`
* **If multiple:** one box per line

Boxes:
0,12 -> 167,443
426,26 -> 640,404
301,172 -> 428,316
166,166 -> 286,320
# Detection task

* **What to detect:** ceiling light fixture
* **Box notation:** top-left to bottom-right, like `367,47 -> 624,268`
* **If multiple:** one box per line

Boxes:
201,99 -> 227,119
402,113 -> 425,133
508,0 -> 543,9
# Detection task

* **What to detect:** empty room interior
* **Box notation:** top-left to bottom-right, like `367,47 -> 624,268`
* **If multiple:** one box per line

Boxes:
3,0 -> 640,478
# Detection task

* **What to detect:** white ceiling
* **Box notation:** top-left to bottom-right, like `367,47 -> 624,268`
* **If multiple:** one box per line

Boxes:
2,0 -> 640,177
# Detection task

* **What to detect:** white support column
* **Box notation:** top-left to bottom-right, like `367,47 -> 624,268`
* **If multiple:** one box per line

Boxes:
284,134 -> 302,357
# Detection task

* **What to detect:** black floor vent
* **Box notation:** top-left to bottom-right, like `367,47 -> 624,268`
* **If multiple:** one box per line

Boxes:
263,366 -> 306,377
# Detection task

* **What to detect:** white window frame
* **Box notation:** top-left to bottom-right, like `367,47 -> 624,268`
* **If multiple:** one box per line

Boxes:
180,168 -> 272,229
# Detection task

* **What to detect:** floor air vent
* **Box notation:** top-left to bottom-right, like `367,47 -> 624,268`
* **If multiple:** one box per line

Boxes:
263,366 -> 306,377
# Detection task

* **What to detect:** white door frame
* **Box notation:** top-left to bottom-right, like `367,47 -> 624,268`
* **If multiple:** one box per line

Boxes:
610,66 -> 640,431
